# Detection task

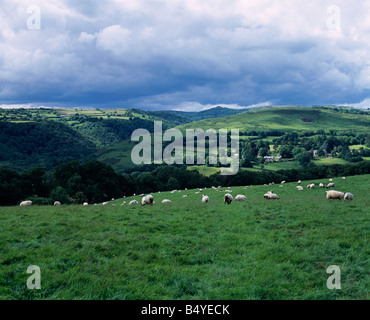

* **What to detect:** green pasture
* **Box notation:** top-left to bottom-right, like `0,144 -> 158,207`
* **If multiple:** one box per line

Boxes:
0,175 -> 368,300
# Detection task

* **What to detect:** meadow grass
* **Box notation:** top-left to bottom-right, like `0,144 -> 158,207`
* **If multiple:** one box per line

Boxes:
0,175 -> 368,300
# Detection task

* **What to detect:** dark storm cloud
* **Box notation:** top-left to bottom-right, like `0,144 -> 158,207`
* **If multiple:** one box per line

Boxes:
0,0 -> 369,110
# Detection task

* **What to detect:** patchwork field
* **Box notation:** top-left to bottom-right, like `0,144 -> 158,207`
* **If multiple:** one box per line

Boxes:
0,175 -> 368,300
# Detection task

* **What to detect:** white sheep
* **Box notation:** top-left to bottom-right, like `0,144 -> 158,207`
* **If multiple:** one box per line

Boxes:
54,201 -> 61,206
344,192 -> 354,201
201,195 -> 209,203
281,181 -> 286,184
129,200 -> 138,206
141,195 -> 154,206
20,200 -> 32,206
102,202 -> 109,205
162,199 -> 172,204
224,193 -> 233,204
298,180 -> 302,184
326,190 -> 344,200
296,186 -> 304,191
234,195 -> 247,202
319,183 -> 324,188
327,182 -> 335,188
264,192 -> 280,200
83,202 -> 89,206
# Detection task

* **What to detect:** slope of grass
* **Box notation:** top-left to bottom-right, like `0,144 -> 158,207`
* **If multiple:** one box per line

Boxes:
177,108 -> 370,132
0,175 -> 368,300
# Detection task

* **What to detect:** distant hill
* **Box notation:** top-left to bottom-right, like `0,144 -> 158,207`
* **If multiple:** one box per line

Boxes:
176,106 -> 370,132
0,121 -> 97,171
167,106 -> 248,121
0,106 -> 368,173
96,106 -> 370,174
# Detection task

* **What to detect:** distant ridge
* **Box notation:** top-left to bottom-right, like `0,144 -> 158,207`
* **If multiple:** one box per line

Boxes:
165,106 -> 249,121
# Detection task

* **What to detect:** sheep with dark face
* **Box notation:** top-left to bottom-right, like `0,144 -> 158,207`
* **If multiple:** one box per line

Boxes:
129,200 -> 138,206
327,182 -> 335,188
202,195 -> 209,203
224,193 -> 233,204
141,195 -> 154,206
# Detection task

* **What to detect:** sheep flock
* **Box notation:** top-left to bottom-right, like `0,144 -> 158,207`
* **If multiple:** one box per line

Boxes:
19,177 -> 355,208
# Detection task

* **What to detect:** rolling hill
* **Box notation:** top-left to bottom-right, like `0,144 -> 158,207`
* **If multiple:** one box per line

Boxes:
168,106 -> 249,121
176,107 -> 370,132
96,107 -> 370,174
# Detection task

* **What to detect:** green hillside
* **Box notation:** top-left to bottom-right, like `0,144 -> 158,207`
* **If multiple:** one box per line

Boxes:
177,107 -> 370,132
96,107 -> 370,174
0,121 -> 97,171
0,175 -> 368,299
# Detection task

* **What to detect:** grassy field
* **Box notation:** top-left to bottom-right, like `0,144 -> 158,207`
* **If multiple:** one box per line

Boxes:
0,175 -> 368,300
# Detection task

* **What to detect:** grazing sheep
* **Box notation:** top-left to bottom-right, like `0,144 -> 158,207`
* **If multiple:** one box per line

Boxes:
296,186 -> 304,191
342,177 -> 346,180
182,195 -> 189,198
319,183 -> 324,188
307,183 -> 315,189
54,201 -> 61,206
201,195 -> 209,203
327,182 -> 335,188
129,200 -> 138,206
326,190 -> 344,200
298,180 -> 302,184
20,200 -> 32,207
224,193 -> 233,204
162,199 -> 172,204
264,192 -> 280,200
141,195 -> 154,206
102,202 -> 109,205
234,195 -> 247,202
83,202 -> 89,206
281,181 -> 286,184
329,178 -> 333,182
344,192 -> 354,201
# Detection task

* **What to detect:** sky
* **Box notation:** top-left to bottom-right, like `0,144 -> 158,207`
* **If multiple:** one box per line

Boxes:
0,0 -> 370,111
